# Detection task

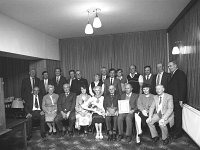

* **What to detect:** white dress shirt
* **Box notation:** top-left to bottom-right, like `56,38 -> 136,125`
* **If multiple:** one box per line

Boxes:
32,95 -> 41,111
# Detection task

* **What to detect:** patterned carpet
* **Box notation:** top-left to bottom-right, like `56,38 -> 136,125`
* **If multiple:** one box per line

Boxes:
0,127 -> 199,150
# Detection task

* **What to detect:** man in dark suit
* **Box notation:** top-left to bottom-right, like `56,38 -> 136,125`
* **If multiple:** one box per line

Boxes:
39,71 -> 53,97
24,86 -> 46,140
52,68 -> 67,94
104,68 -> 122,96
21,68 -> 40,101
167,61 -> 187,139
117,84 -> 139,142
66,70 -> 76,86
55,83 -> 76,136
103,85 -> 120,141
143,66 -> 153,88
152,63 -> 171,94
100,67 -> 109,83
70,70 -> 89,95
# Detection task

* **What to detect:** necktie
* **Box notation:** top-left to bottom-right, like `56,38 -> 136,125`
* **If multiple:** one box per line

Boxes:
56,77 -> 59,84
147,75 -> 149,80
158,96 -> 162,118
110,78 -> 113,85
50,95 -> 54,105
159,96 -> 162,105
156,74 -> 160,85
35,95 -> 39,108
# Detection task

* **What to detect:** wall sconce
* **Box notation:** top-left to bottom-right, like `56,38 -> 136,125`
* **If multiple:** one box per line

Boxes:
172,41 -> 182,55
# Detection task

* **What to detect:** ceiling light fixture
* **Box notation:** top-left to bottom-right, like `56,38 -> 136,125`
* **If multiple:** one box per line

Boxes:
93,8 -> 102,28
172,41 -> 181,55
85,10 -> 93,34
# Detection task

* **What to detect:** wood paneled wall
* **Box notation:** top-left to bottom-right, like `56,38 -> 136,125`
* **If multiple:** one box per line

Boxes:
59,30 -> 167,83
0,57 -> 29,98
168,1 -> 200,109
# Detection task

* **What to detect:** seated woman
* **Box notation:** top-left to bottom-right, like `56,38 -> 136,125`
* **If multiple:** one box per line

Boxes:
103,85 -> 120,141
42,85 -> 59,135
89,73 -> 104,96
82,86 -> 105,140
75,85 -> 92,135
134,84 -> 154,144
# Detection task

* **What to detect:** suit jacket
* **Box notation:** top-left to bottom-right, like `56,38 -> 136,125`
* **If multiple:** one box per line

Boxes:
39,79 -> 53,97
120,93 -> 139,111
152,72 -> 171,94
167,69 -> 187,103
143,74 -> 153,86
149,93 -> 174,127
42,93 -> 59,113
104,78 -> 122,96
21,77 -> 40,101
103,93 -> 120,110
70,78 -> 89,95
57,92 -> 76,113
66,77 -> 76,86
52,76 -> 67,95
100,75 -> 109,83
24,94 -> 43,114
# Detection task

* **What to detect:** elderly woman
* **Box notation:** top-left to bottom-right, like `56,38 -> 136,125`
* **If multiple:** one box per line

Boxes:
75,85 -> 92,135
42,85 -> 59,135
82,86 -> 105,140
89,73 -> 104,96
134,84 -> 154,144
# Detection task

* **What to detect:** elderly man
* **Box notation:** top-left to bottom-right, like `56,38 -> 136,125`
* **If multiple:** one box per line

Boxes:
146,85 -> 174,145
103,85 -> 120,141
117,84 -> 139,142
25,86 -> 45,140
55,83 -> 76,137
71,70 -> 89,95
21,68 -> 40,101
100,67 -> 109,83
167,61 -> 187,139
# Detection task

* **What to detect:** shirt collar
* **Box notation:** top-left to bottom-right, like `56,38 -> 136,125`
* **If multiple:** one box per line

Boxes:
129,72 -> 137,78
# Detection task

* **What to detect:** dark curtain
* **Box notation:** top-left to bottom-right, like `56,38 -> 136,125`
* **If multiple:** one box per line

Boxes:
59,29 -> 167,83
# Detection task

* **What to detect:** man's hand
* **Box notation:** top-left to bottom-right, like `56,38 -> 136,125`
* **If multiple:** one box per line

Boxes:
129,110 -> 135,114
40,111 -> 44,115
179,101 -> 183,108
26,113 -> 32,118
159,118 -> 165,126
142,110 -> 148,116
146,117 -> 152,123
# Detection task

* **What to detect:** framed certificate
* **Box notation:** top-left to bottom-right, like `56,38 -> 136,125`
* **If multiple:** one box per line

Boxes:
118,100 -> 130,114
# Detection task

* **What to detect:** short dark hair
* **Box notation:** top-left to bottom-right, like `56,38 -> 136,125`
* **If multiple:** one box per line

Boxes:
68,69 -> 75,75
42,71 -> 48,75
55,67 -> 61,72
144,65 -> 151,70
81,85 -> 87,90
142,83 -> 151,89
116,69 -> 123,73
109,68 -> 116,73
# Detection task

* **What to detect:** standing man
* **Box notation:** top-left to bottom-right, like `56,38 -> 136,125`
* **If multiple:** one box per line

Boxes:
67,70 -> 76,86
117,84 -> 139,142
21,68 -> 40,101
71,70 -> 89,95
24,86 -> 46,140
55,84 -> 76,137
146,85 -> 174,145
39,71 -> 52,97
167,61 -> 187,139
52,68 -> 67,95
104,68 -> 122,96
143,66 -> 153,88
127,65 -> 143,94
100,67 -> 109,83
152,63 -> 171,94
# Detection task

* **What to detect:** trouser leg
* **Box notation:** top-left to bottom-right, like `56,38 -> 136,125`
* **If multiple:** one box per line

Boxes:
126,113 -> 133,136
160,124 -> 168,140
55,113 -> 64,131
118,114 -> 125,135
105,116 -> 111,131
147,114 -> 160,138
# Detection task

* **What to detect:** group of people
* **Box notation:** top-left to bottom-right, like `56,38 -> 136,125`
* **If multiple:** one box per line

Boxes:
21,60 -> 187,146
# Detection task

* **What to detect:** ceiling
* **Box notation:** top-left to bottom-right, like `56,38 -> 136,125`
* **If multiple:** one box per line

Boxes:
0,0 -> 190,39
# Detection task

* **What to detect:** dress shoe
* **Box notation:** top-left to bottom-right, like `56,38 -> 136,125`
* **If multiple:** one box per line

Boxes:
163,137 -> 169,145
107,134 -> 112,141
68,131 -> 74,137
118,135 -> 123,141
48,131 -> 52,135
112,134 -> 117,141
53,131 -> 57,135
62,130 -> 67,136
152,136 -> 159,143
136,135 -> 141,144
